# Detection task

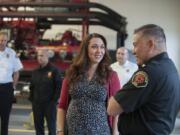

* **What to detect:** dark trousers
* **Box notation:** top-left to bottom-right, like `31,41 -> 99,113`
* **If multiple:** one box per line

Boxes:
32,101 -> 57,135
0,83 -> 14,135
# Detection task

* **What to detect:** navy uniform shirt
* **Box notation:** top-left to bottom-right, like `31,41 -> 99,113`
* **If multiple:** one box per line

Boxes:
29,63 -> 62,103
114,52 -> 180,135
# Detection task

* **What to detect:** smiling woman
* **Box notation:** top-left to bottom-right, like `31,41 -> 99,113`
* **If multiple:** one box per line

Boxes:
87,37 -> 105,65
57,33 -> 121,135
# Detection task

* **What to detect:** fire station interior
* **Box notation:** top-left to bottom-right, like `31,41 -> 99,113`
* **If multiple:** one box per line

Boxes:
0,0 -> 180,135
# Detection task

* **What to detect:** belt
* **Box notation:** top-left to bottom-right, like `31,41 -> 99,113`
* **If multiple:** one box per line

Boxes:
0,82 -> 12,86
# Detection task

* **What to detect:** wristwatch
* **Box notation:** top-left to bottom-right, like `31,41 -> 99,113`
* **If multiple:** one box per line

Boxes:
56,129 -> 63,134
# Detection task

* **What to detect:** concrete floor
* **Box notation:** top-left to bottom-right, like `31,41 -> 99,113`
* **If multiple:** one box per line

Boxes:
8,100 -> 180,135
172,118 -> 180,135
9,104 -> 36,135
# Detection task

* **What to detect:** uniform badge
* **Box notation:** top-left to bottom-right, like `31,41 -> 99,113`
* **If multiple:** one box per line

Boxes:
48,72 -> 52,78
131,71 -> 148,88
6,53 -> 9,58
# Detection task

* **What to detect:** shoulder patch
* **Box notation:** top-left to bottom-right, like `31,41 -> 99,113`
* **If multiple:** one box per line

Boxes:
131,71 -> 148,88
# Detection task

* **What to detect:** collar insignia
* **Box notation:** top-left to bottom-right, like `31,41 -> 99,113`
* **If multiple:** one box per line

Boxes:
131,71 -> 148,88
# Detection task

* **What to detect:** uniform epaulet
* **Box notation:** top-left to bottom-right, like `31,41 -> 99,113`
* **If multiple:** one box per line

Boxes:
142,64 -> 146,68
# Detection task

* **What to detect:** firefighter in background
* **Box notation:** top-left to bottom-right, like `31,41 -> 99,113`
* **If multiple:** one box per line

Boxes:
29,49 -> 62,135
0,31 -> 23,135
111,47 -> 138,87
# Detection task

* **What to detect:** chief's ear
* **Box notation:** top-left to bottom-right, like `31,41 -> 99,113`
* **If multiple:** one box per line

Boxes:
147,38 -> 156,51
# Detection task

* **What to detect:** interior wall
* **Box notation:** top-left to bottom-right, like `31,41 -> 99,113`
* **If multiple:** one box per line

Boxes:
44,0 -> 180,73
90,0 -> 180,73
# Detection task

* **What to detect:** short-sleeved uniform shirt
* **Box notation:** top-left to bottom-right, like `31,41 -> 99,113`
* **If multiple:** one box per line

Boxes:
114,52 -> 180,135
111,60 -> 138,86
0,47 -> 23,83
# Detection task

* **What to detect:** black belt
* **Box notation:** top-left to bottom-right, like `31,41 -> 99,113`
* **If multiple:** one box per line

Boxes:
0,82 -> 12,86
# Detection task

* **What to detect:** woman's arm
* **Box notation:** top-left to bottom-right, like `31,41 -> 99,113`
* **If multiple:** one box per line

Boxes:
108,71 -> 121,135
57,108 -> 66,135
57,78 -> 69,135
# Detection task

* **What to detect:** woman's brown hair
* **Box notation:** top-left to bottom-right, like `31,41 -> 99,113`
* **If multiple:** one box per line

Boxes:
66,33 -> 112,87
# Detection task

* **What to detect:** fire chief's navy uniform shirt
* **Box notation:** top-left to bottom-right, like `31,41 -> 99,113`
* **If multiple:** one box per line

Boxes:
114,52 -> 180,135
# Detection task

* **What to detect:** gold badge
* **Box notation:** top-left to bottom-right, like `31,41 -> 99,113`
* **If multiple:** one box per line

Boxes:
131,71 -> 148,88
48,72 -> 52,78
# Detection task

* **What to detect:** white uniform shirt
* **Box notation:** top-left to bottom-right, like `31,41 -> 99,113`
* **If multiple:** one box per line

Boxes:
111,61 -> 138,87
0,47 -> 23,83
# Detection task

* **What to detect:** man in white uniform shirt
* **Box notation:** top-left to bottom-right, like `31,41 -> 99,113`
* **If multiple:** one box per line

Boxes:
0,31 -> 23,135
111,47 -> 138,87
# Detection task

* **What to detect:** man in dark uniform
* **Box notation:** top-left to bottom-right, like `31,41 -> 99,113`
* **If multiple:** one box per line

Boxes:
29,49 -> 62,135
107,24 -> 180,135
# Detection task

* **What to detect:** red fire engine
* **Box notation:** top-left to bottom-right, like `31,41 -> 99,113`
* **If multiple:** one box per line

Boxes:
0,0 -> 127,83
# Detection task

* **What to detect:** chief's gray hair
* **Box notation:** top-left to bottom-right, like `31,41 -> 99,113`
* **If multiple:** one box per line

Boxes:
134,24 -> 166,44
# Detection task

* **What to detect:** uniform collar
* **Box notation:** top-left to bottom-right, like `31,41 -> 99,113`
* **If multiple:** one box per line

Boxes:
121,61 -> 129,68
0,47 -> 7,53
145,52 -> 168,65
118,60 -> 129,68
39,62 -> 51,70
4,47 -> 8,52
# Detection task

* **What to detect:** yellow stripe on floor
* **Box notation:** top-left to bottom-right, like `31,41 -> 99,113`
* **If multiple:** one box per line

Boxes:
9,129 -> 48,133
9,129 -> 35,133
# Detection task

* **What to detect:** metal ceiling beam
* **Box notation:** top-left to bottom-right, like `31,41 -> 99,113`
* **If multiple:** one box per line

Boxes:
0,2 -> 125,22
0,1 -> 127,43
0,11 -> 123,32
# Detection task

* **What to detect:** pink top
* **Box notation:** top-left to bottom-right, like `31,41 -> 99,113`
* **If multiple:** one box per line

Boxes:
58,70 -> 121,127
